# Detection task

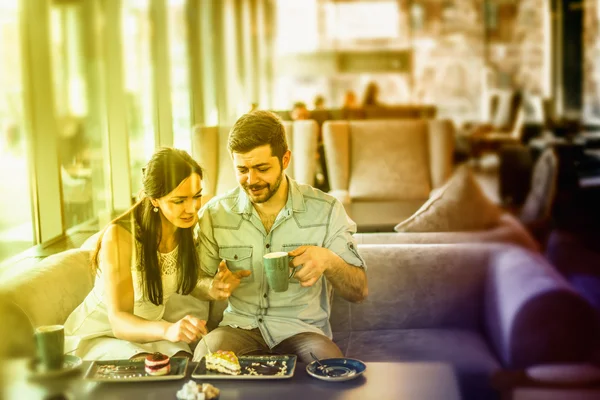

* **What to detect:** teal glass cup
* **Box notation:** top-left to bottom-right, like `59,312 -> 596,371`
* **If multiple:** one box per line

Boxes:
34,325 -> 65,371
263,252 -> 297,292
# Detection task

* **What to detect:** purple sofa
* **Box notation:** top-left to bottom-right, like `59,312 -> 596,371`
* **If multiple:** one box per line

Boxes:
328,243 -> 598,400
545,229 -> 600,312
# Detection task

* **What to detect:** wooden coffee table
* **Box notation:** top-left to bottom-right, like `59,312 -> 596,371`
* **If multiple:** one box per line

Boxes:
3,358 -> 461,400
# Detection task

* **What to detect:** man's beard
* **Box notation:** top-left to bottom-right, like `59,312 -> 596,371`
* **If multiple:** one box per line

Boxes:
243,171 -> 284,204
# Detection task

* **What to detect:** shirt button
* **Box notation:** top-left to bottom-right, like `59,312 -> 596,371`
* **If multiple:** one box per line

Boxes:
258,318 -> 263,323
234,255 -> 238,260
263,293 -> 267,298
266,244 -> 270,249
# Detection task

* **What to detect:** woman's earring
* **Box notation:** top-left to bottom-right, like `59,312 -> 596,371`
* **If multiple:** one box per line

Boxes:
153,207 -> 158,213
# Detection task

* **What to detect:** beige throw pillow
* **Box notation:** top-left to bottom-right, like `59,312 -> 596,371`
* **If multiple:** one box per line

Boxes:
394,165 -> 501,232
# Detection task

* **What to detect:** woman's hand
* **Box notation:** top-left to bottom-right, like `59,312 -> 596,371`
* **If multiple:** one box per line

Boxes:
164,315 -> 207,344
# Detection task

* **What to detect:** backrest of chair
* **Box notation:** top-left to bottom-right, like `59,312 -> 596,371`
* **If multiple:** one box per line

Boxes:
286,120 -> 318,186
192,125 -> 237,199
281,121 -> 294,180
520,148 -> 559,224
509,107 -> 526,140
523,94 -> 545,124
215,126 -> 237,195
491,90 -> 523,131
347,119 -> 432,201
192,125 -> 218,198
323,121 -> 351,192
427,119 -> 455,188
323,119 -> 445,200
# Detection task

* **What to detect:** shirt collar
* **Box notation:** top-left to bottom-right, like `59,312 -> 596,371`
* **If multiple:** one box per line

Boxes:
232,175 -> 307,217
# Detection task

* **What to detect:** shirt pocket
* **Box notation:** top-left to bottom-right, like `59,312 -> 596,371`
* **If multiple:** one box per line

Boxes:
281,243 -> 318,284
219,246 -> 254,283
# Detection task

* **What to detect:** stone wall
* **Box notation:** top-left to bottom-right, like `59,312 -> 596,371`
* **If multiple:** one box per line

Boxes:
584,1 -> 600,122
412,0 -> 486,122
273,0 -> 550,122
488,0 -> 549,96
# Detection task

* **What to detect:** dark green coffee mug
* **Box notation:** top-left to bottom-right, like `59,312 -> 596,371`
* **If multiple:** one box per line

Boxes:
263,252 -> 297,292
34,325 -> 65,370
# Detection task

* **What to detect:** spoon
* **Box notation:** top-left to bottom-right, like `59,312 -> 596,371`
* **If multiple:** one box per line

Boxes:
201,336 -> 212,355
310,352 -> 332,377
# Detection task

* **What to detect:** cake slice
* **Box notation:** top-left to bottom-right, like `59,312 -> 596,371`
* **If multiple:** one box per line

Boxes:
145,352 -> 171,376
205,350 -> 241,375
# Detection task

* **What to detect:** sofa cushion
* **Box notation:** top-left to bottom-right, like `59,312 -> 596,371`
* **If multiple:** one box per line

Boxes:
335,328 -> 501,400
395,165 -> 501,232
0,249 -> 94,359
330,244 -> 491,333
348,120 -> 431,201
354,213 -> 540,252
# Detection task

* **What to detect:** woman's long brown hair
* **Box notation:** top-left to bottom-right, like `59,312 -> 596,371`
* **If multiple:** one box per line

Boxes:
91,148 -> 203,306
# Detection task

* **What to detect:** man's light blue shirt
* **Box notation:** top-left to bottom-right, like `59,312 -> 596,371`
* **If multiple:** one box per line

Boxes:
197,177 -> 366,348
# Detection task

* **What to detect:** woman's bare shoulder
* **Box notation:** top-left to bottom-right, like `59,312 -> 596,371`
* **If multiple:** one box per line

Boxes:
100,223 -> 137,258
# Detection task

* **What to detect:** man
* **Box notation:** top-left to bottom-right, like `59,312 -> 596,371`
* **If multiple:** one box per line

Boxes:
193,110 -> 368,363
290,101 -> 310,120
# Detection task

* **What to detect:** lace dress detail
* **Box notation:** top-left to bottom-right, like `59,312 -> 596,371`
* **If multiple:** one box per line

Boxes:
64,240 -> 189,360
159,246 -> 178,276
134,241 -> 179,276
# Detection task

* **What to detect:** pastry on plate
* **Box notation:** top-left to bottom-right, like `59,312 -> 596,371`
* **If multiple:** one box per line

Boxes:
145,352 -> 171,376
205,350 -> 241,375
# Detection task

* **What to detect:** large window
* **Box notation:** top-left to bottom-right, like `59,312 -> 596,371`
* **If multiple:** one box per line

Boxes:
169,0 -> 192,152
0,1 -> 34,261
123,1 -> 154,198
50,2 -> 111,230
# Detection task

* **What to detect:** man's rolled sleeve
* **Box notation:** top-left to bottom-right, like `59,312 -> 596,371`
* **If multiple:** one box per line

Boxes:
197,206 -> 221,276
323,200 -> 366,269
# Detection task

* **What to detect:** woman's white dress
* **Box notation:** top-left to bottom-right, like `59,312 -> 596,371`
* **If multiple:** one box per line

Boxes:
64,244 -> 191,360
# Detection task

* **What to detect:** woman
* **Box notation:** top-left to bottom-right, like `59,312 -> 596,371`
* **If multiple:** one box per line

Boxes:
64,148 -> 208,360
362,82 -> 381,107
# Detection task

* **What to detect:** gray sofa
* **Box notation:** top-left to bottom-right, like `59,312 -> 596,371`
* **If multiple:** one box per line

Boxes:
354,213 -> 541,252
203,243 -> 598,399
1,243 -> 597,400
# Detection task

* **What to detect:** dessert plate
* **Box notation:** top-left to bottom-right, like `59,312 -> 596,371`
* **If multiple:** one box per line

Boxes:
84,357 -> 188,382
306,358 -> 366,382
27,355 -> 83,382
192,354 -> 296,380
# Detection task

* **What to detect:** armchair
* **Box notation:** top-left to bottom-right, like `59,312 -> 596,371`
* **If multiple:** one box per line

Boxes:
322,118 -> 455,232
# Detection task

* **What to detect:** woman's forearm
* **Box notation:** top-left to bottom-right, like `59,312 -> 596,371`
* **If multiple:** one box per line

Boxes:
109,311 -> 171,343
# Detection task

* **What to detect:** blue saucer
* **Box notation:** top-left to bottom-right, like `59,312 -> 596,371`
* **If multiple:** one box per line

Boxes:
306,358 -> 366,382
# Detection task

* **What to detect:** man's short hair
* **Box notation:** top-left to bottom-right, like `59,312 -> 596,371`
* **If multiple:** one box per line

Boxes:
228,110 -> 288,160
